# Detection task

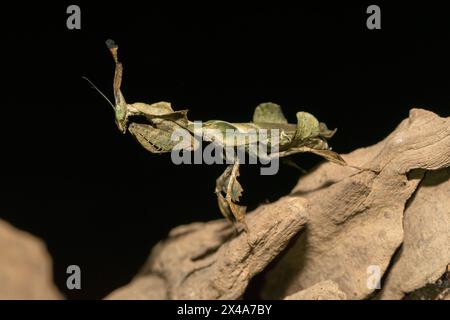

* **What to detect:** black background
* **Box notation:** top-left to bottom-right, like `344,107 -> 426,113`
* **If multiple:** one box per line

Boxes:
2,2 -> 450,299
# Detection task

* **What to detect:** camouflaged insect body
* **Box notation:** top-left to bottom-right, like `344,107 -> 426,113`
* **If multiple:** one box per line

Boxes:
104,39 -> 346,232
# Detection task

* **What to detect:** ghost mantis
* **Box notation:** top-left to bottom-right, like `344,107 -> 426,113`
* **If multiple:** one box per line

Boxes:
88,39 -> 365,233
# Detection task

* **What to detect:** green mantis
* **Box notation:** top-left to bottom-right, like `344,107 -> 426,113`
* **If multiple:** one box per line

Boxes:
100,39 -> 351,233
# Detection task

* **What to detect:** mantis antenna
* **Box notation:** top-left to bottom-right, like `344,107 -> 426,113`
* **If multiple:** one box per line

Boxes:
82,76 -> 115,110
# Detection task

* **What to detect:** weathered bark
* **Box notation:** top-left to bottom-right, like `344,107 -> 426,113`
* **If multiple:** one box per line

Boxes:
0,219 -> 62,299
107,108 -> 450,300
284,280 -> 347,300
108,198 -> 308,299
402,268 -> 450,300
378,169 -> 450,299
